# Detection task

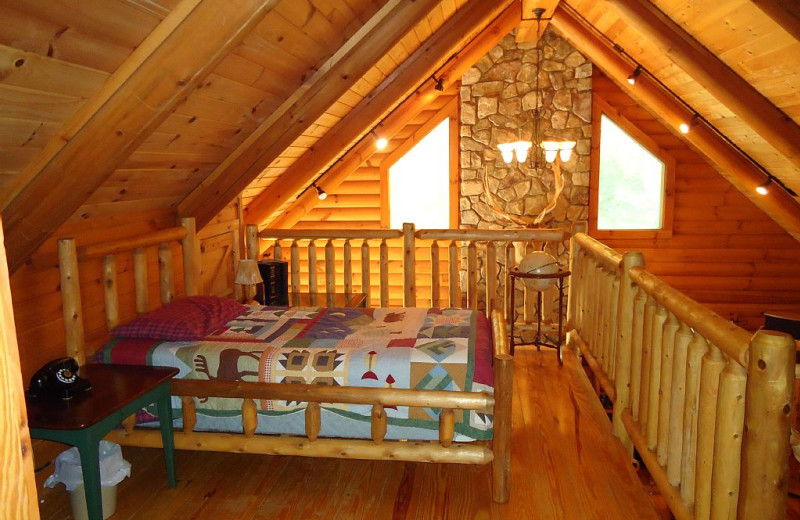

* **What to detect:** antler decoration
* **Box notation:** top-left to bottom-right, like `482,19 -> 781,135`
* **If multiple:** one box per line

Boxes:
482,161 -> 565,227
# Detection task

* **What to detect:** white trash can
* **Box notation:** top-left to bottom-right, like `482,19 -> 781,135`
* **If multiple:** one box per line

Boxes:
44,441 -> 131,520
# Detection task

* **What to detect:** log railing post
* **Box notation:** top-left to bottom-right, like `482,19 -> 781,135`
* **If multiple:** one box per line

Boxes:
245,223 -> 259,260
58,240 -> 84,364
291,240 -> 301,305
325,239 -> 336,298
158,243 -> 174,305
180,217 -> 201,296
102,254 -> 119,332
403,223 -> 416,307
667,322 -> 692,487
680,333 -> 709,508
485,241 -> 497,318
738,330 -> 795,520
612,251 -> 644,452
308,241 -> 318,295
133,247 -> 148,314
710,360 -> 746,519
430,241 -> 440,307
361,240 -> 371,305
343,240 -> 352,298
657,312 -> 679,466
449,241 -> 460,307
379,239 -> 389,306
694,344 -> 726,520
492,309 -> 513,504
467,241 -> 478,310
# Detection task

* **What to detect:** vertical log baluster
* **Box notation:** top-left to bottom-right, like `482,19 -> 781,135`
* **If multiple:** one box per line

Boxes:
639,295 -> 657,434
102,254 -> 119,331
607,274 -> 621,382
439,408 -> 455,448
158,243 -> 174,305
343,240 -> 352,298
379,239 -> 389,306
646,305 -> 667,450
133,247 -> 148,314
709,360 -> 746,520
371,403 -> 387,444
430,241 -> 440,307
485,241 -> 497,317
504,242 -> 515,322
667,322 -> 692,486
274,241 -> 283,262
182,396 -> 197,434
306,402 -> 321,442
694,344 -> 726,520
657,311 -> 679,466
449,241 -> 459,307
524,242 -> 536,324
361,240 -> 371,305
542,241 -> 557,322
467,241 -> 478,310
629,287 -> 647,421
291,240 -> 300,305
598,269 -> 612,373
612,251 -> 644,452
308,241 -> 318,296
242,398 -> 257,437
681,333 -> 709,507
325,239 -> 335,306
403,223 -> 416,307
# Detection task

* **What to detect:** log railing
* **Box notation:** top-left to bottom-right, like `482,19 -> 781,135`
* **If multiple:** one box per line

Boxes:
568,232 -> 795,520
252,223 -> 571,319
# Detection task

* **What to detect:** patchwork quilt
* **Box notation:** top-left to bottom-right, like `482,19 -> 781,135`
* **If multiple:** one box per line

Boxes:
100,306 -> 495,441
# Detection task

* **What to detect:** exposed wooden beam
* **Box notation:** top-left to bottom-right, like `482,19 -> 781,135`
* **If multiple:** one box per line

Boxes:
2,0 -> 276,273
606,0 -> 800,172
250,0 -> 519,228
177,0 -> 441,228
516,0 -> 561,43
550,5 -> 800,243
752,0 -> 800,42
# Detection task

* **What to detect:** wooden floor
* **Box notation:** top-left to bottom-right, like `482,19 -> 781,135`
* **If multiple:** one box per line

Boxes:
35,348 -> 667,519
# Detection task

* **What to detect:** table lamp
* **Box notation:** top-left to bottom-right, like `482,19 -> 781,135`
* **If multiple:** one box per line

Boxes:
235,259 -> 263,303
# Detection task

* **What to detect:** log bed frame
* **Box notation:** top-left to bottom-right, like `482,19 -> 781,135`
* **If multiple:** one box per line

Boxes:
56,218 -> 571,504
568,232 -> 796,520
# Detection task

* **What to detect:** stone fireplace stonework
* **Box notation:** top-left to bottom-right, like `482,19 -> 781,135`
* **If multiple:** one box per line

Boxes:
459,27 -> 591,322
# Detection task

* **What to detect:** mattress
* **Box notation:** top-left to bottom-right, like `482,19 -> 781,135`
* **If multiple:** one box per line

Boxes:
99,306 -> 495,441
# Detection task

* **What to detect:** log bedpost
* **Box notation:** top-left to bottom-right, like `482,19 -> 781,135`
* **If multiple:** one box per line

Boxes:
491,309 -> 513,503
58,238 -> 85,365
102,254 -> 119,331
133,247 -> 148,314
158,243 -> 175,305
245,224 -> 259,260
180,217 -> 201,296
738,329 -> 795,520
403,223 -> 416,307
612,251 -> 644,453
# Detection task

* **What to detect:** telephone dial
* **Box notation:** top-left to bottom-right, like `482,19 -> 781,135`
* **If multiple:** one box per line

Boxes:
28,357 -> 92,400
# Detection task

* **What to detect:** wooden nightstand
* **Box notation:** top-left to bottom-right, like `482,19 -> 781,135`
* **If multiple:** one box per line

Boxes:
27,364 -> 178,520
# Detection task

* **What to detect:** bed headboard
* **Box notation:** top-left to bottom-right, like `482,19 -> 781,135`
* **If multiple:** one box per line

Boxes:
57,217 -> 200,364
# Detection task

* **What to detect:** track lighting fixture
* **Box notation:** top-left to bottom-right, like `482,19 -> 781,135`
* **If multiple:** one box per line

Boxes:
679,114 -> 699,134
756,177 -> 772,196
373,131 -> 388,150
313,183 -> 327,200
627,66 -> 642,85
431,74 -> 445,92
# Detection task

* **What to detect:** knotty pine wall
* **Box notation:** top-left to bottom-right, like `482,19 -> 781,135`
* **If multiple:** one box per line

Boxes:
592,73 -> 800,331
10,200 -> 241,382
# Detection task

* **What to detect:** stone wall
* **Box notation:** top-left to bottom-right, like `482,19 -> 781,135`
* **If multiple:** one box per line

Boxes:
458,27 -> 591,321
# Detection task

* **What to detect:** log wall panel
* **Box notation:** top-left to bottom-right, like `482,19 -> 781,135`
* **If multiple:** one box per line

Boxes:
593,74 -> 800,331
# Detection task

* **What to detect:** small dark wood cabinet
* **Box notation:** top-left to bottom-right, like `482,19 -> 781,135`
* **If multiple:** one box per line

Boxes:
256,259 -> 289,305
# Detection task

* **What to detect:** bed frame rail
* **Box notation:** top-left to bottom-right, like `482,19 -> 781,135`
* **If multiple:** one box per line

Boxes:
567,232 -> 795,520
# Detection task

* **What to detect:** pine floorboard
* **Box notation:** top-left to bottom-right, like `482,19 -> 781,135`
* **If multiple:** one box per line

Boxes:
35,348 -> 672,519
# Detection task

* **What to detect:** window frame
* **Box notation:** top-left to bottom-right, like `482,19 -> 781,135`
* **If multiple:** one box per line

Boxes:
380,106 -> 459,230
589,95 -> 675,239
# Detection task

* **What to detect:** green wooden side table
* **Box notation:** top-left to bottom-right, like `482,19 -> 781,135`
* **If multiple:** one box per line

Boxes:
27,364 -> 179,520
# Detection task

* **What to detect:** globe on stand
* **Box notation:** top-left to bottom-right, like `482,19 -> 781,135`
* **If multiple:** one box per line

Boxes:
518,252 -> 559,291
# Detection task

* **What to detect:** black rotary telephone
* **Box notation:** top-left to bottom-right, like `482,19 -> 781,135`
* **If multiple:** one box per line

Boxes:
28,357 -> 92,400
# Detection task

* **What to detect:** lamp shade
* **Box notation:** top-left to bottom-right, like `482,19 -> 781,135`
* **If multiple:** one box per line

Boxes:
235,259 -> 263,285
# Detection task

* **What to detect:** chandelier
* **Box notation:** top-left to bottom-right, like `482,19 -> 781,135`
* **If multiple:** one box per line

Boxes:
496,7 -> 576,167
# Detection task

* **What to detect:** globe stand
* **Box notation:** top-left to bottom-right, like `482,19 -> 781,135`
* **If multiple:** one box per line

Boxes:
508,268 -> 571,365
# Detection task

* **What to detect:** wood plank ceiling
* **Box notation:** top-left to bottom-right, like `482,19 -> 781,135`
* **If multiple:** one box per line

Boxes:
0,0 -> 799,271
